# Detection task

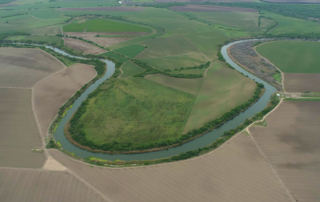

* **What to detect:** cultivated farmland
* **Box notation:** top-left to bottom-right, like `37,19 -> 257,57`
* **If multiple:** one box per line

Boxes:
0,88 -> 45,168
170,5 -> 257,12
64,37 -> 107,55
31,25 -> 62,35
59,7 -> 146,12
284,73 -> 320,92
183,60 -> 257,133
0,167 -> 107,202
256,41 -> 320,73
114,44 -> 146,58
49,132 -> 291,202
120,61 -> 144,78
34,63 -> 96,137
250,100 -> 320,202
0,48 -> 64,88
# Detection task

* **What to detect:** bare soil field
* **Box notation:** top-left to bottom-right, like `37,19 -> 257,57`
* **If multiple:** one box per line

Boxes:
64,37 -> 107,55
0,167 -> 107,202
0,48 -> 64,88
0,88 -> 45,168
250,100 -> 320,202
228,40 -> 282,91
59,7 -> 145,12
170,5 -> 257,12
50,132 -> 291,202
284,73 -> 320,92
34,63 -> 96,137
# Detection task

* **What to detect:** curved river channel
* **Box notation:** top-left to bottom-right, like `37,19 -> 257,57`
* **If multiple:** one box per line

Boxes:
39,40 -> 277,161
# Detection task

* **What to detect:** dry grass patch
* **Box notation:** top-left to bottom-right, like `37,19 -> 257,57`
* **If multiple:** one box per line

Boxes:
50,133 -> 291,202
145,74 -> 202,95
183,60 -> 256,133
284,73 -> 320,92
0,48 -> 64,88
0,88 -> 45,168
250,100 -> 320,202
34,63 -> 96,136
0,167 -> 107,202
64,37 -> 107,55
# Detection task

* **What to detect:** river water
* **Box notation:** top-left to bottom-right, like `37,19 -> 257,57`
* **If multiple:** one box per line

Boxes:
41,40 -> 277,161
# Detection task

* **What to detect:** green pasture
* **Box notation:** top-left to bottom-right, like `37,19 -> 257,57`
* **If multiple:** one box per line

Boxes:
4,35 -> 28,40
114,44 -> 146,58
139,54 -> 208,71
183,60 -> 257,133
256,41 -> 320,73
63,19 -> 151,33
27,35 -> 62,43
121,61 -> 144,78
79,77 -> 195,145
101,51 -> 128,63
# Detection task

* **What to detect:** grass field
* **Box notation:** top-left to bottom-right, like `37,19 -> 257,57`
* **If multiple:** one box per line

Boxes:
78,77 -> 195,146
183,60 -> 257,133
256,41 -> 320,73
121,61 -> 144,78
114,44 -> 146,58
139,53 -> 208,71
4,35 -> 28,40
250,101 -> 320,202
63,19 -> 151,33
145,74 -> 202,95
0,88 -> 45,168
101,51 -> 128,63
31,25 -> 62,35
0,48 -> 64,88
27,35 -> 62,43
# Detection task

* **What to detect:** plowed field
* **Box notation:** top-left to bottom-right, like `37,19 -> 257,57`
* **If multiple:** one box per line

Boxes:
64,37 -> 107,55
284,73 -> 320,92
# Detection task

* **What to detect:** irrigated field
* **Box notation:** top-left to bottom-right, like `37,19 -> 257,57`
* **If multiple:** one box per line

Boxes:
64,37 -> 107,55
0,88 -> 45,168
183,60 -> 257,133
250,100 -> 320,202
77,77 -> 195,147
284,73 -> 320,92
49,132 -> 291,202
120,61 -> 144,78
256,41 -> 320,73
34,63 -> 96,137
0,48 -> 64,88
0,167 -> 106,202
145,74 -> 202,95
114,44 -> 145,58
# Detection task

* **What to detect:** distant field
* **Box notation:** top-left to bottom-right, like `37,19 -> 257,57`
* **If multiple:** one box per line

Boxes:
59,7 -> 146,11
250,100 -> 320,202
27,35 -> 62,43
146,74 -> 202,95
0,48 -> 64,88
170,5 -> 257,12
183,60 -> 257,133
34,63 -> 96,136
139,53 -> 208,71
63,19 -> 151,33
0,167 -> 106,202
256,41 -> 320,73
31,26 -> 62,35
64,37 -> 107,55
114,44 -> 145,58
78,77 -> 195,146
4,35 -> 28,40
120,61 -> 144,78
137,36 -> 199,58
284,73 -> 320,92
0,88 -> 45,168
101,51 -> 128,63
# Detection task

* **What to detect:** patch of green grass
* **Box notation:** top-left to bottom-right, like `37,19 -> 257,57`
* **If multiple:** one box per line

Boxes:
273,73 -> 281,83
26,35 -> 62,43
101,51 -> 127,63
4,35 -> 28,40
139,53 -> 207,71
114,44 -> 146,58
183,60 -> 257,133
170,68 -> 206,75
63,20 -> 89,32
257,41 -> 320,73
79,77 -> 195,145
121,61 -> 144,78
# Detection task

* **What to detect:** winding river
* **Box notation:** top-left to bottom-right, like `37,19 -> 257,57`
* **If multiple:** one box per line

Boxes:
42,40 -> 277,161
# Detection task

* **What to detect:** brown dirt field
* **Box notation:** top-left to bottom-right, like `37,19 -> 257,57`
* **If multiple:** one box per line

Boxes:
250,100 -> 320,202
0,167 -> 107,202
0,88 -> 45,168
59,7 -> 145,11
170,5 -> 257,12
82,36 -> 133,47
34,63 -> 96,137
49,133 -> 291,202
64,37 -> 107,55
0,48 -> 64,88
284,73 -> 320,92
